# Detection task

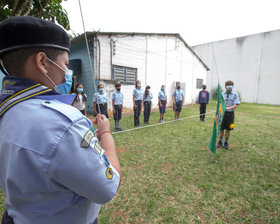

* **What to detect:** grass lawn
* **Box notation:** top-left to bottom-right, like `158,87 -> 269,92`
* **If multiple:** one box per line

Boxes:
1,101 -> 279,223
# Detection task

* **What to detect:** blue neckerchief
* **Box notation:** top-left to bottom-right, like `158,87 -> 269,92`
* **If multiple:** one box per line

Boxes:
0,76 -> 75,118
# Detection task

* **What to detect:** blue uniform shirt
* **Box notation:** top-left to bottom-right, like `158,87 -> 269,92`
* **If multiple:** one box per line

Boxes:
158,90 -> 167,101
198,90 -> 209,104
112,91 -> 123,105
133,88 -> 143,101
143,92 -> 153,101
0,77 -> 120,224
93,91 -> 108,104
172,89 -> 184,102
222,91 -> 240,112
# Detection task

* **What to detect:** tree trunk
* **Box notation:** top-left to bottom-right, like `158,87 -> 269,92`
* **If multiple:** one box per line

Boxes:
13,0 -> 29,16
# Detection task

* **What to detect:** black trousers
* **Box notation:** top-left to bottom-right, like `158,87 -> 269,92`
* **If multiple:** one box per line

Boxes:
144,101 -> 151,122
96,103 -> 108,118
113,105 -> 122,120
200,103 -> 207,120
134,100 -> 142,126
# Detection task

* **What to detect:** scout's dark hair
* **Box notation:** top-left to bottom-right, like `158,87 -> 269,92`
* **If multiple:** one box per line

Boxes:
225,80 -> 234,86
115,82 -> 121,88
135,80 -> 141,88
144,85 -> 151,98
73,83 -> 87,102
202,85 -> 206,90
98,84 -> 104,89
1,47 -> 65,76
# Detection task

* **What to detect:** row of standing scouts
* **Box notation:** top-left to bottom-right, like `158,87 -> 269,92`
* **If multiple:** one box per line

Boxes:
72,80 -> 239,149
72,80 -> 186,132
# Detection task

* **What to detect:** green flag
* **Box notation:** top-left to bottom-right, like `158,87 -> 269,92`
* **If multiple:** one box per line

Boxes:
208,84 -> 226,153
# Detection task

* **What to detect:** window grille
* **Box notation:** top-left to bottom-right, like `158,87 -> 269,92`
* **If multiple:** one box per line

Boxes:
112,65 -> 137,85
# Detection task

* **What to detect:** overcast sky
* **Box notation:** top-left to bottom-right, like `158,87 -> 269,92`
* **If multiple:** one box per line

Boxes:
62,0 -> 280,46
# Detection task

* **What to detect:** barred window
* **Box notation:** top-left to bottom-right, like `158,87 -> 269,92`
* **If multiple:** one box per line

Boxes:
196,78 -> 203,89
112,65 -> 137,85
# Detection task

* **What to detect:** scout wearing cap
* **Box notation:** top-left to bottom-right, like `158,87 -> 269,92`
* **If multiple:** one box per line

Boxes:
0,16 -> 121,224
0,16 -> 70,75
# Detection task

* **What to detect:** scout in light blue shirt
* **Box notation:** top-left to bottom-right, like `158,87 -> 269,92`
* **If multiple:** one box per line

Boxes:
112,82 -> 124,132
133,87 -> 144,100
172,88 -> 184,102
217,80 -> 241,150
158,85 -> 167,123
93,89 -> 108,104
0,77 -> 120,224
112,90 -> 124,105
172,82 -> 184,120
133,80 -> 143,126
93,84 -> 109,118
143,91 -> 153,102
0,16 -> 121,224
222,91 -> 240,112
158,89 -> 167,101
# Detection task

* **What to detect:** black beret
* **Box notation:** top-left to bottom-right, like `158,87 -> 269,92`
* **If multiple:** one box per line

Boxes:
0,16 -> 70,56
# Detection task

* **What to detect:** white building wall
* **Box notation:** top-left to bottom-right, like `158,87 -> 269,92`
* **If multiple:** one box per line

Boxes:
192,30 -> 280,105
97,34 -> 208,109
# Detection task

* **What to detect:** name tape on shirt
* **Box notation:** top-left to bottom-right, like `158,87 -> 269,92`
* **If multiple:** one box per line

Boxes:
81,130 -> 95,148
94,142 -> 103,155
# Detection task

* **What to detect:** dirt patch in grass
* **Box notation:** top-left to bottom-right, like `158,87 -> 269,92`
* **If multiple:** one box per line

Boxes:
117,147 -> 130,154
112,209 -> 128,220
161,163 -> 173,172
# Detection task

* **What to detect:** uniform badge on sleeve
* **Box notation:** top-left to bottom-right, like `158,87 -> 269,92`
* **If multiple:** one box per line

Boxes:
106,168 -> 113,179
81,130 -> 95,148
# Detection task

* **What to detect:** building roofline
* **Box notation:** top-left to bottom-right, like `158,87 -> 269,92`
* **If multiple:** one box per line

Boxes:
192,28 -> 280,47
71,32 -> 210,71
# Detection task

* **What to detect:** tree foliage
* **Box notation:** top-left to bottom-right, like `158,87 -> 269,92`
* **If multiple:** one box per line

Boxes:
0,0 -> 70,30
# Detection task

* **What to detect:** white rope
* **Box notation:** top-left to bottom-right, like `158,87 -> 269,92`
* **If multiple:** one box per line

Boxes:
78,0 -> 100,112
112,111 -> 216,135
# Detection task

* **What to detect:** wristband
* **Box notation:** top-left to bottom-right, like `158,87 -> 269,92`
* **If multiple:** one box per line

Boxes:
100,130 -> 111,137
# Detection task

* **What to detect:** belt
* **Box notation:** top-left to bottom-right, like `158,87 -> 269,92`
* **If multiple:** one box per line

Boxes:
97,103 -> 107,106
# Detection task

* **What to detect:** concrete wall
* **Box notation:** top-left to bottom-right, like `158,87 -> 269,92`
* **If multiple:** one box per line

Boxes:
94,34 -> 207,112
192,30 -> 280,105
